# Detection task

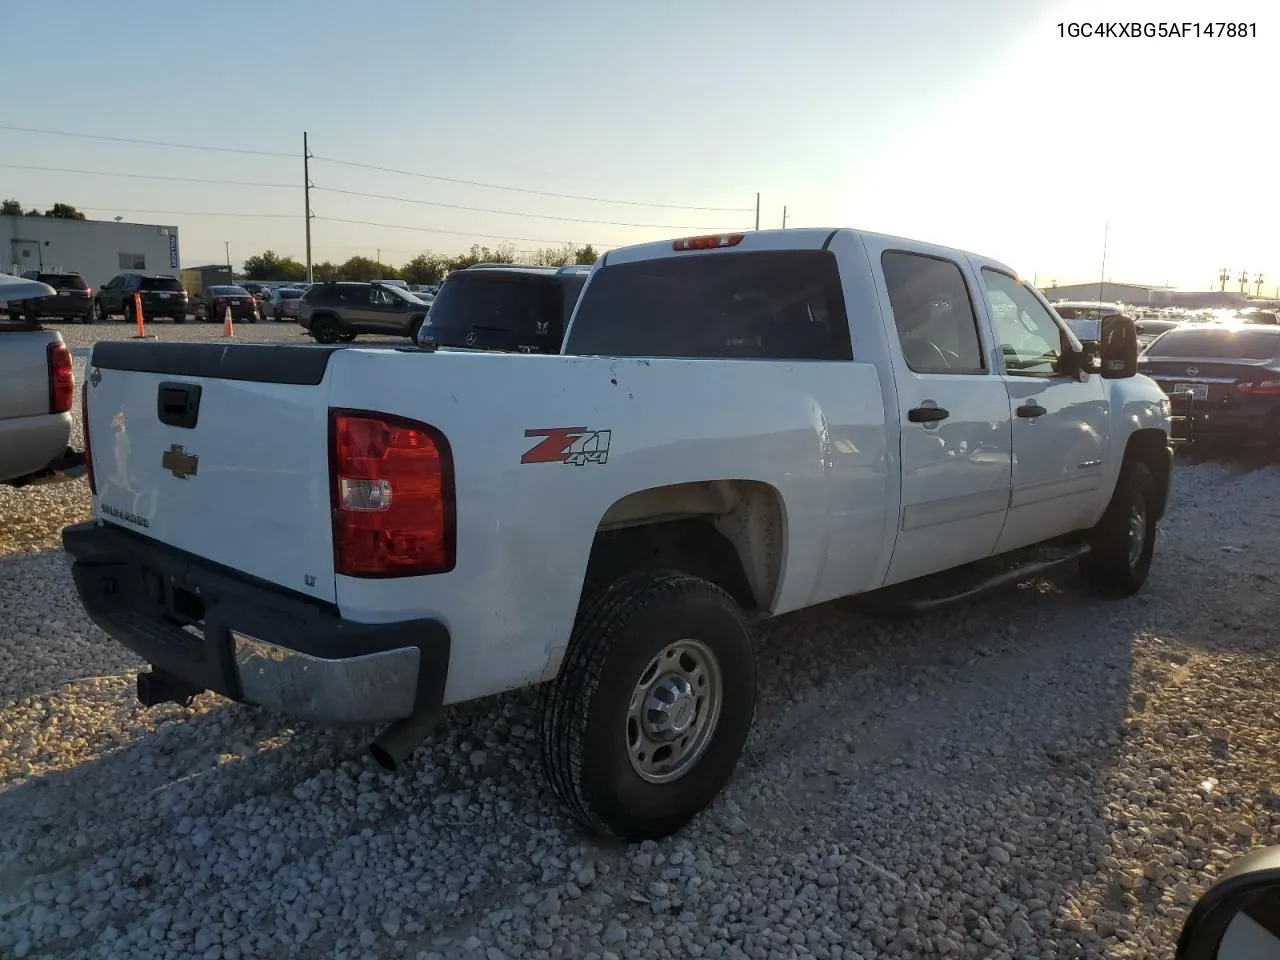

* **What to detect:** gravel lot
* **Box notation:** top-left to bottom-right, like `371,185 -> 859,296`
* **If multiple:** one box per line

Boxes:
3,319 -> 1280,960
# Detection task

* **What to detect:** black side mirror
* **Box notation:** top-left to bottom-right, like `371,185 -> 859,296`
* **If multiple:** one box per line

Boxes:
1177,846 -> 1280,959
1100,314 -> 1138,379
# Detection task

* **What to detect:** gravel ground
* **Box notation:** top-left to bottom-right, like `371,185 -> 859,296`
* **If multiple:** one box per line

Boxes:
3,321 -> 1280,959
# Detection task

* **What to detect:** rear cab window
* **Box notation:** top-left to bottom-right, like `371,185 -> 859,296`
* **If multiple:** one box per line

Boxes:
565,250 -> 852,360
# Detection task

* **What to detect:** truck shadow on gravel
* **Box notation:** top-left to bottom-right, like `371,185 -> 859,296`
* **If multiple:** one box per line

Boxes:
0,546 -> 1271,958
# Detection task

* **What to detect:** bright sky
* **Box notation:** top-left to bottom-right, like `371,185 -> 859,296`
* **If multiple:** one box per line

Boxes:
3,0 -> 1275,291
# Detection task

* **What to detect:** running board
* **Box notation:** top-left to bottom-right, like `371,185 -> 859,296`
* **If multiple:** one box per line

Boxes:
844,541 -> 1092,619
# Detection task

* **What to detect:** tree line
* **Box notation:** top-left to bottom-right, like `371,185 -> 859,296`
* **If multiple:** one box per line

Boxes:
240,242 -> 600,284
1,197 -> 599,281
2,198 -> 87,219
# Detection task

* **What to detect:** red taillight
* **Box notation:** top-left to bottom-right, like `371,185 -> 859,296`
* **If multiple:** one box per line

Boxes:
329,409 -> 455,577
1236,380 -> 1280,395
47,341 -> 74,414
81,382 -> 96,495
673,233 -> 745,251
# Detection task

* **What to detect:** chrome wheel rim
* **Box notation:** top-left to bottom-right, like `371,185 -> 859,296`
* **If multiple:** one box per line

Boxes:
626,639 -> 723,784
1127,497 -> 1147,567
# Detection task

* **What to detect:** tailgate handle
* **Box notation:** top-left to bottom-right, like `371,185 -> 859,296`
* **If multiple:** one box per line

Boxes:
157,382 -> 202,429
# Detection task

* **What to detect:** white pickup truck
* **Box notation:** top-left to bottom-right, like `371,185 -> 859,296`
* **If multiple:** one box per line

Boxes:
64,228 -> 1170,840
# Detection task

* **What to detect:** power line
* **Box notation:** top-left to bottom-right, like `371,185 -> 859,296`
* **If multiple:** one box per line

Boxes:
75,206 -> 298,219
66,205 -> 620,248
315,216 -> 621,248
313,186 -> 741,230
0,158 -> 736,229
1,123 -> 753,213
0,124 -> 295,158
312,155 -> 753,212
0,162 -> 294,189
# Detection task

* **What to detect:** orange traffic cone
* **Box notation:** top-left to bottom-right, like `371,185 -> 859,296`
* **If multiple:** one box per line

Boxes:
131,292 -> 147,339
223,306 -> 234,338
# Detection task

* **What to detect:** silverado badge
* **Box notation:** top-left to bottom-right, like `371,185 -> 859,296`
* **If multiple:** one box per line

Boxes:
162,444 -> 199,480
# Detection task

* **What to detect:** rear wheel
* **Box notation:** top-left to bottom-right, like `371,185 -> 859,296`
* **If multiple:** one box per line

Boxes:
94,300 -> 110,322
540,570 -> 757,841
408,317 -> 424,341
173,314 -> 185,324
311,315 -> 340,344
1079,459 -> 1156,597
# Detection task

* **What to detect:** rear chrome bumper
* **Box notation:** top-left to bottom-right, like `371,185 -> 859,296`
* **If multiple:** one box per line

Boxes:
232,633 -> 420,723
62,521 -> 450,725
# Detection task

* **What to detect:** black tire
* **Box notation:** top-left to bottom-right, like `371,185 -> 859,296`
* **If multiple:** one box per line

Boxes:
337,332 -> 357,343
173,314 -> 185,324
310,315 -> 340,344
1079,459 -> 1156,597
540,569 -> 757,841
80,312 -> 94,324
408,317 -> 424,341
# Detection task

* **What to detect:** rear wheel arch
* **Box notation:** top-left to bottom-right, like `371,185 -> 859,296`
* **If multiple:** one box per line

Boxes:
578,480 -> 786,615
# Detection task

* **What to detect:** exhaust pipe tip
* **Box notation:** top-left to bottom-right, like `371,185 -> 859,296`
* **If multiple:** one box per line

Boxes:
369,710 -> 441,773
136,669 -> 204,708
369,742 -> 399,772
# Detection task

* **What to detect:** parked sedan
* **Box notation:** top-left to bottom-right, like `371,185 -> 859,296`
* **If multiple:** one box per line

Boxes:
198,286 -> 259,323
1139,324 -> 1280,451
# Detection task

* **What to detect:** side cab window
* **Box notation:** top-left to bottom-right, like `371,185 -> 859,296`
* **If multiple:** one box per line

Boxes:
881,251 -> 986,374
979,270 -> 1071,376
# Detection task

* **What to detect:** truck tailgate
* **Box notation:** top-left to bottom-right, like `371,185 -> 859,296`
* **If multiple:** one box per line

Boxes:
85,342 -> 341,603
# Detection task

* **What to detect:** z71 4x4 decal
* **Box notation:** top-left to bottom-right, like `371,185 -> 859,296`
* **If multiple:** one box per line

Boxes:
521,427 -> 611,466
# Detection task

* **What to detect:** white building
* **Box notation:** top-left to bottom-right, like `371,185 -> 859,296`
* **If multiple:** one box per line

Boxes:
2,215 -> 180,291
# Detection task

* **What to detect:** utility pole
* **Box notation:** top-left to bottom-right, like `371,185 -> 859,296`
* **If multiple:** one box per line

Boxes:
1255,273 -> 1265,298
754,193 -> 760,231
304,131 -> 314,283
224,241 -> 231,273
1239,270 -> 1249,293
1097,222 -> 1108,305
782,206 -> 788,229
1219,267 -> 1230,292
377,248 -> 381,265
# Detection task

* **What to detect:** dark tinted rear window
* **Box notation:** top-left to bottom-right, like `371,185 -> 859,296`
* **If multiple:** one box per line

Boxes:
424,274 -> 565,352
40,273 -> 88,289
304,285 -> 362,305
565,250 -> 852,360
278,289 -> 303,299
1146,328 -> 1280,360
209,286 -> 248,296
140,276 -> 183,292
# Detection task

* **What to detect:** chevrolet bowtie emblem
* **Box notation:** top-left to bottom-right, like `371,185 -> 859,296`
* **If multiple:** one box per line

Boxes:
161,444 -> 198,480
